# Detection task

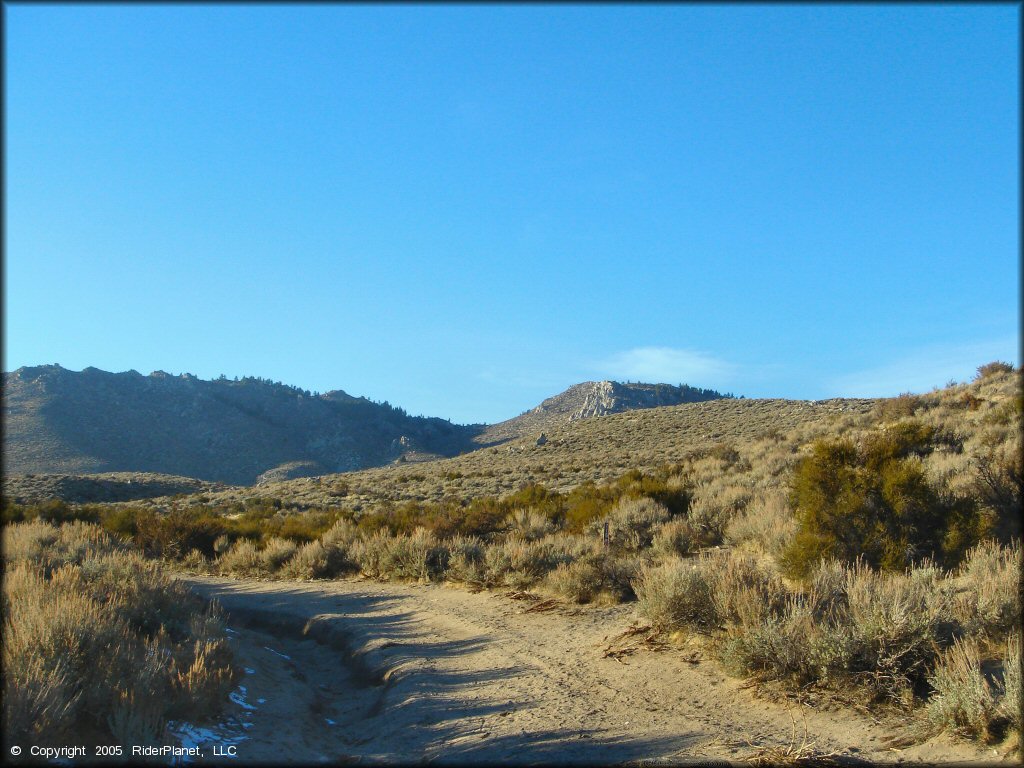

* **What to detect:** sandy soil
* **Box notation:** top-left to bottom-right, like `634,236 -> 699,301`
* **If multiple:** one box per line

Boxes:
178,575 -> 1010,766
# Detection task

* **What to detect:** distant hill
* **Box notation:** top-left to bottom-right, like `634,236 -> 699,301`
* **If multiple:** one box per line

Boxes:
2,366 -> 734,489
477,380 -> 732,445
2,365 -> 480,485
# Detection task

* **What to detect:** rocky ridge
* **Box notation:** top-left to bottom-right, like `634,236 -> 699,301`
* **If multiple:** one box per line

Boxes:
476,380 -> 731,445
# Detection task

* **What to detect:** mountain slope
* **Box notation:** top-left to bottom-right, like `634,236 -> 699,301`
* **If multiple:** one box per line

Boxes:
2,365 -> 480,485
2,366 -> 734,488
477,380 -> 731,445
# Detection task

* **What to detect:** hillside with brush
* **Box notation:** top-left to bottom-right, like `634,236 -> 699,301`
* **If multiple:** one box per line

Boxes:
2,365 -> 479,485
5,364 -> 1018,761
2,367 -> 732,491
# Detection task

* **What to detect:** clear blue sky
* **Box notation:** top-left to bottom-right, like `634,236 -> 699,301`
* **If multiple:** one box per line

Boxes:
5,4 -> 1019,424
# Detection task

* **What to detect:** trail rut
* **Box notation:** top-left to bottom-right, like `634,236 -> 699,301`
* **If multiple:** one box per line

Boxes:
179,575 -> 1006,765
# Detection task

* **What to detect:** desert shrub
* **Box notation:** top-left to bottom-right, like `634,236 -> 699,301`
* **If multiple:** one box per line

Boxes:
710,551 -> 787,626
976,361 -> 1015,379
1000,631 -> 1022,733
280,539 -> 354,580
503,483 -> 565,519
651,518 -> 699,558
321,518 -> 360,548
561,482 -> 620,533
3,519 -> 125,575
634,557 -> 717,632
179,549 -> 211,573
807,558 -> 850,618
926,637 -> 1008,740
350,528 -> 449,581
275,511 -> 341,543
875,393 -> 923,421
445,535 -> 487,584
614,469 -> 691,517
586,496 -> 672,552
349,530 -> 392,578
507,508 -> 556,541
953,539 -> 1021,638
387,528 -> 449,581
716,557 -> 958,702
723,489 -> 796,557
2,519 -> 60,564
0,498 -> 102,526
547,551 -> 638,604
972,442 -> 1023,541
717,596 -> 818,684
215,539 -> 263,577
451,498 -> 515,538
259,537 -> 299,571
2,521 -> 236,744
130,509 -> 228,560
782,429 -> 984,577
547,558 -> 604,603
686,483 -> 751,548
843,561 -> 951,701
482,534 -> 585,589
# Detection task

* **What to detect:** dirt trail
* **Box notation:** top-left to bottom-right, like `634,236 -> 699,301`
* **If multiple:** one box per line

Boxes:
179,575 -> 1005,765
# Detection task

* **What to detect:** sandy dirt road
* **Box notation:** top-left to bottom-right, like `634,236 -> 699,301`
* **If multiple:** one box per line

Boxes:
178,575 -> 1006,766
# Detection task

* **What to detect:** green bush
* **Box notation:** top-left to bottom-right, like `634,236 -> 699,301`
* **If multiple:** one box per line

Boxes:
782,426 -> 984,577
1,499 -> 102,526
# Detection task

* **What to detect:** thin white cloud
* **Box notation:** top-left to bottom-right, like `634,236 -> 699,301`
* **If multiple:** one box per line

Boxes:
594,346 -> 737,386
829,337 -> 1020,397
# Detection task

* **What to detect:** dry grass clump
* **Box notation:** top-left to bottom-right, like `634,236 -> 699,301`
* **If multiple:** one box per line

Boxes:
2,521 -> 236,745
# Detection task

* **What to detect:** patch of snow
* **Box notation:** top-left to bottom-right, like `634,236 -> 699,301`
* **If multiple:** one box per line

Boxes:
229,685 -> 257,711
166,720 -> 248,765
263,645 -> 292,660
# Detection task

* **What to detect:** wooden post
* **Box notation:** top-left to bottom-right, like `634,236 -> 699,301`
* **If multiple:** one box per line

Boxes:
603,521 -> 610,549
